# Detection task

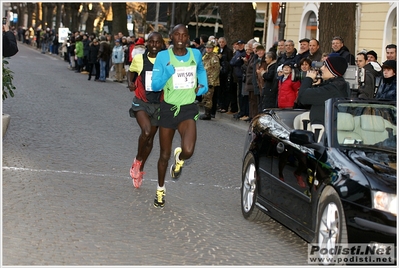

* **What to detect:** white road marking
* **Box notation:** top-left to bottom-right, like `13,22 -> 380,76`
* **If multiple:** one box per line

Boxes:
2,166 -> 240,189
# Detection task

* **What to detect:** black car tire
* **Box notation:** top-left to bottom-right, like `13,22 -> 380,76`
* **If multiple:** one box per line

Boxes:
241,153 -> 270,222
314,186 -> 348,264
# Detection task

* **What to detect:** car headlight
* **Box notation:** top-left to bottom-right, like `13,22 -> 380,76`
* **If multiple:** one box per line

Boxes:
372,190 -> 397,216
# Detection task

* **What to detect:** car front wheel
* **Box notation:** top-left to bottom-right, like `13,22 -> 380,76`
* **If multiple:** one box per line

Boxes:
241,153 -> 270,222
315,186 -> 348,264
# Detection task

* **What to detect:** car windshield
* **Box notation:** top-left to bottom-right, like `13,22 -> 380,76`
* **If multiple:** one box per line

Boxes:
335,103 -> 396,151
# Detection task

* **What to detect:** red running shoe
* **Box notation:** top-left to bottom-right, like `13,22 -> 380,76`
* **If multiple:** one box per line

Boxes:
130,158 -> 144,188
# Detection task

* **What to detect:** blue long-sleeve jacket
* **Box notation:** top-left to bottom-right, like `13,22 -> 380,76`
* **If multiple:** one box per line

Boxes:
151,48 -> 208,96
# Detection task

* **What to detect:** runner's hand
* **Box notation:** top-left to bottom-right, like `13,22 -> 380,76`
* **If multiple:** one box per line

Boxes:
128,83 -> 137,92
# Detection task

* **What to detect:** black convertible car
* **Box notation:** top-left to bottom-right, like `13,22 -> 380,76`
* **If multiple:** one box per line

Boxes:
241,98 -> 396,261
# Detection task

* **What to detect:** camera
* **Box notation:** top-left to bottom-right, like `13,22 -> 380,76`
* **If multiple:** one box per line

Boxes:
291,61 -> 323,82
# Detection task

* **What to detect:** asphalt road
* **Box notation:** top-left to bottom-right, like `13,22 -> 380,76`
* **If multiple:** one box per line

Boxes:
2,43 -> 308,266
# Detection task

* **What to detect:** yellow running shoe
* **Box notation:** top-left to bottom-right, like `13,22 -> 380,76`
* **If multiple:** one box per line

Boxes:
153,189 -> 165,208
170,147 -> 184,179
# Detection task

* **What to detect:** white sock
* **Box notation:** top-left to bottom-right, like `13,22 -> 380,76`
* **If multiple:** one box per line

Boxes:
157,185 -> 165,191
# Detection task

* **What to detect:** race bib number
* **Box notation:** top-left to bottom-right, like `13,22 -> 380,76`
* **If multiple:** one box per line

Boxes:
145,71 -> 153,91
172,66 -> 196,90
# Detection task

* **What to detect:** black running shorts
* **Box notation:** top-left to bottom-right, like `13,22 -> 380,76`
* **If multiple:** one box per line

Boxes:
158,101 -> 199,129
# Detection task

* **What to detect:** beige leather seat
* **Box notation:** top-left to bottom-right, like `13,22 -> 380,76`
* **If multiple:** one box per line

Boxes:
354,115 -> 388,145
293,111 -> 310,130
337,112 -> 363,144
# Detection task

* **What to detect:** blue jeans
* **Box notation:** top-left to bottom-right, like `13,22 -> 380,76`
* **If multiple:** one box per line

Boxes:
99,59 -> 107,81
41,42 -> 47,53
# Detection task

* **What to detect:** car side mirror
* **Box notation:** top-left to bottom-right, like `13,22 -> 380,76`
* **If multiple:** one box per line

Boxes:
289,130 -> 325,154
290,129 -> 315,145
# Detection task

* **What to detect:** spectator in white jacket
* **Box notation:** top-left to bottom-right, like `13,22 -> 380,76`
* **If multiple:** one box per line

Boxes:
112,39 -> 125,83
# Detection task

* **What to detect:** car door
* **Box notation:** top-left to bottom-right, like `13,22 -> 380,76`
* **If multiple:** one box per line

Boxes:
268,135 -> 315,228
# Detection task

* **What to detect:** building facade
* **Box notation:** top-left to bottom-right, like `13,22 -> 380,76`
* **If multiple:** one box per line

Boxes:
258,2 -> 397,62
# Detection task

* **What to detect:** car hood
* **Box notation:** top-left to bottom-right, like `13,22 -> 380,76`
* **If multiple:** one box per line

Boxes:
346,149 -> 396,190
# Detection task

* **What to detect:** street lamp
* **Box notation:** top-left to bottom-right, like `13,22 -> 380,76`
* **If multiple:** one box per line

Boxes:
278,2 -> 286,41
169,2 -> 175,33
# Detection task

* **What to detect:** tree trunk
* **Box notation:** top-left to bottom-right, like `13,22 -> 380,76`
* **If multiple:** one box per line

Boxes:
318,3 -> 356,55
112,3 -> 128,36
36,2 -> 42,29
46,4 -> 55,29
85,3 -> 99,35
63,4 -> 71,29
55,3 -> 62,30
42,3 -> 48,28
27,3 -> 35,28
219,3 -> 256,46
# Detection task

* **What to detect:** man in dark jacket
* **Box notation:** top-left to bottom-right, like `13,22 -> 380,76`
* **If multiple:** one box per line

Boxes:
297,56 -> 350,125
3,21 -> 18,57
87,38 -> 100,81
331,36 -> 355,65
82,34 -> 91,74
308,38 -> 322,62
215,37 -> 234,114
294,38 -> 310,66
276,39 -> 298,67
229,40 -> 247,118
355,52 -> 381,98
97,35 -> 111,82
375,60 -> 396,101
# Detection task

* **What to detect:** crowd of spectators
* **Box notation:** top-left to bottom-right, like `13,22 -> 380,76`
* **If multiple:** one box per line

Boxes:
12,24 -> 397,119
15,26 -> 149,84
186,34 -> 396,122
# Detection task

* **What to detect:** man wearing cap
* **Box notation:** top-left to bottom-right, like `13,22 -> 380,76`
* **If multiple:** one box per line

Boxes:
294,38 -> 310,66
366,50 -> 378,63
199,41 -> 220,120
111,38 -> 124,82
297,56 -> 350,125
229,39 -> 247,118
375,60 -> 396,100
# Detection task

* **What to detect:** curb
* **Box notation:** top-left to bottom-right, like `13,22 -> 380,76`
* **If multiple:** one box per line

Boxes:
198,106 -> 251,129
2,113 -> 11,139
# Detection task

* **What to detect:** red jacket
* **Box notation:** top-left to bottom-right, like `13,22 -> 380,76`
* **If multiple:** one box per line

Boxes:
277,73 -> 301,108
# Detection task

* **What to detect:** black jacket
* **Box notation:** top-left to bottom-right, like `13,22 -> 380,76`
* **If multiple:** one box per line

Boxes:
277,48 -> 298,67
3,31 -> 18,57
230,49 -> 246,81
218,45 -> 233,76
297,76 -> 349,125
98,41 -> 111,61
261,61 -> 278,108
88,42 -> 100,64
355,63 -> 381,98
332,46 -> 355,65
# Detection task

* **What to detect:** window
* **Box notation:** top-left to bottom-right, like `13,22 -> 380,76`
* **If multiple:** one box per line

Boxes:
305,12 -> 317,39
